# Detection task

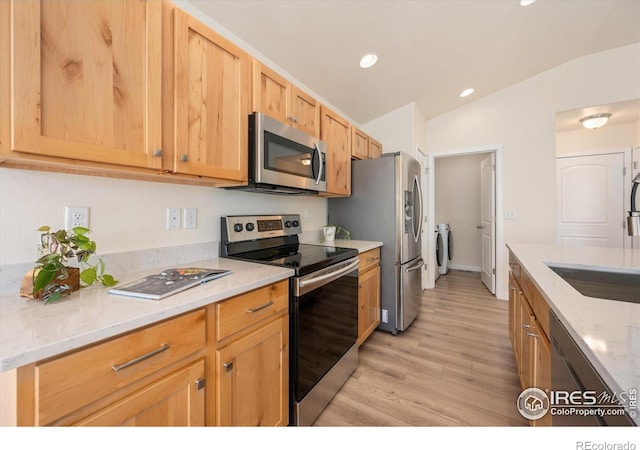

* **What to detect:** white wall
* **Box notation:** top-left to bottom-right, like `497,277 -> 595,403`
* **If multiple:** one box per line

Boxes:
362,102 -> 426,159
556,122 -> 638,156
434,153 -> 487,271
425,43 -> 640,298
0,169 -> 327,266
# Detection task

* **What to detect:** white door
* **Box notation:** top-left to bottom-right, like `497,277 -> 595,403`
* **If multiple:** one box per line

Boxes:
556,153 -> 624,247
480,154 -> 496,294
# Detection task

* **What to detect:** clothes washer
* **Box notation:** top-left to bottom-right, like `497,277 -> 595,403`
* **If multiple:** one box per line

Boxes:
435,223 -> 452,275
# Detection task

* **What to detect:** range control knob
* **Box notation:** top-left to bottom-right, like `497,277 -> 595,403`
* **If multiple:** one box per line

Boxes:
233,223 -> 243,233
284,220 -> 292,228
292,220 -> 300,227
245,222 -> 255,232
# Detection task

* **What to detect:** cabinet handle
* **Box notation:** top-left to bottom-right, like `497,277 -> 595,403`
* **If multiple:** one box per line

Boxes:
224,361 -> 234,372
526,332 -> 540,338
111,343 -> 170,372
180,154 -> 189,162
246,300 -> 273,314
367,257 -> 380,262
522,324 -> 531,329
153,148 -> 162,157
195,378 -> 206,390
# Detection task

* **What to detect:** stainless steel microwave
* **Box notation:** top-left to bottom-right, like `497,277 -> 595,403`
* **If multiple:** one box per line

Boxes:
226,112 -> 326,195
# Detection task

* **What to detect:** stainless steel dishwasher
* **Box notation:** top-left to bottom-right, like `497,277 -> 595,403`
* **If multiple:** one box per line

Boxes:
550,311 -> 635,426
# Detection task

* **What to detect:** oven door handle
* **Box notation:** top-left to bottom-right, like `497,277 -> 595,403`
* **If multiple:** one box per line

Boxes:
298,258 -> 360,289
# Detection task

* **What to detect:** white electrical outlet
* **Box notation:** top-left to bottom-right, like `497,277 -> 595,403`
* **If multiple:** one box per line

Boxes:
183,208 -> 197,229
167,208 -> 181,230
65,206 -> 89,230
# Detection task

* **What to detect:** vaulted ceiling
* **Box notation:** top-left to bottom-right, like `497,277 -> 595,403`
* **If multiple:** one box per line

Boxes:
186,0 -> 640,126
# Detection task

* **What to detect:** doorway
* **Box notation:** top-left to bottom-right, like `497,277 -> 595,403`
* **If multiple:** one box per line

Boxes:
426,146 -> 504,299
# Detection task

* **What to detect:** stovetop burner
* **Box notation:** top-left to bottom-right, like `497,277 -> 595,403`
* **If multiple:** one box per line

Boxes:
219,215 -> 358,276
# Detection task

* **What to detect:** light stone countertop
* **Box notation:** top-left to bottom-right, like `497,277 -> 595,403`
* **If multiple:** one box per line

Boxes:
302,238 -> 383,253
507,242 -> 640,423
0,258 -> 293,372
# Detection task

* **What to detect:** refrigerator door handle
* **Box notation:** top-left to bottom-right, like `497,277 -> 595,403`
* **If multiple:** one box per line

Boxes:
412,175 -> 423,243
404,257 -> 424,273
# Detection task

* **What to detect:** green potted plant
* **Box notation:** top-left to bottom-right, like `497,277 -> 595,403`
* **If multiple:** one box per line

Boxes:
321,225 -> 350,242
20,226 -> 118,304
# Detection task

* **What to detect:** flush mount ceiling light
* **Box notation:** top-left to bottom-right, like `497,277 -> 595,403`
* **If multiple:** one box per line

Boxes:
520,0 -> 536,6
359,54 -> 378,69
459,88 -> 474,98
579,113 -> 612,130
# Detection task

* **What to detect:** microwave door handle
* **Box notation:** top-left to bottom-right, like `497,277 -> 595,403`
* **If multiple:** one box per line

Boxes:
312,143 -> 323,185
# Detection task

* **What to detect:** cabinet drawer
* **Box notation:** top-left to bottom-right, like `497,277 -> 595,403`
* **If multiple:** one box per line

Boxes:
359,248 -> 381,274
35,309 -> 205,425
532,288 -> 550,339
216,280 -> 288,341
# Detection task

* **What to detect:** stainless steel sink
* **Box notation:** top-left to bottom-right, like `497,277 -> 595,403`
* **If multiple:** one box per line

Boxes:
547,264 -> 640,304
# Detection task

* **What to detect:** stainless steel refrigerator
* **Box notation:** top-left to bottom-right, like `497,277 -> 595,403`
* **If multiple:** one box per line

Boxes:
328,152 -> 423,334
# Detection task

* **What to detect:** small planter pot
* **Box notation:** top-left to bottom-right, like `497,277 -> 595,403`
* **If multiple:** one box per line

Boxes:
20,266 -> 81,301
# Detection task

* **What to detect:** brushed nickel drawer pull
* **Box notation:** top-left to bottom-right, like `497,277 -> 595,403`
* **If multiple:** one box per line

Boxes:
526,332 -> 540,338
246,300 -> 274,314
111,343 -> 170,372
367,257 -> 380,262
153,148 -> 162,157
195,378 -> 206,390
224,361 -> 234,372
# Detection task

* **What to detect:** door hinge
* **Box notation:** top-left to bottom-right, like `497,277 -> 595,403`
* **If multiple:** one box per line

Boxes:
623,166 -> 627,176
492,268 -> 496,275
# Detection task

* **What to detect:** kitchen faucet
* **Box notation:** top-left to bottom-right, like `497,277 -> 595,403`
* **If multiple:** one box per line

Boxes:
628,172 -> 640,236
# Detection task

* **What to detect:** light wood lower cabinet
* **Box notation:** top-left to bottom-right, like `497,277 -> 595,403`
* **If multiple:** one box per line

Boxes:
74,359 -> 205,426
508,251 -> 552,426
2,280 -> 290,427
357,248 -> 381,346
212,280 -> 289,426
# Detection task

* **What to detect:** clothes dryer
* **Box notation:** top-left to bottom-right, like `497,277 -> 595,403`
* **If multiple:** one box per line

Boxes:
435,223 -> 452,275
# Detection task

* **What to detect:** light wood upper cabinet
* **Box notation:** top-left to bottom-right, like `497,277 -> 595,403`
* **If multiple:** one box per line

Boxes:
321,106 -> 351,196
368,137 -> 382,159
351,127 -> 369,160
173,9 -> 250,181
253,60 -> 320,137
9,0 -> 163,169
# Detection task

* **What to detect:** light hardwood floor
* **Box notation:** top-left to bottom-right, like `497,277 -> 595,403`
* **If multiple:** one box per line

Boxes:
313,269 -> 528,426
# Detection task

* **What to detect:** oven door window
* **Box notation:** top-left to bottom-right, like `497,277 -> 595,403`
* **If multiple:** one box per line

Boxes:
264,131 -> 325,182
293,271 -> 357,401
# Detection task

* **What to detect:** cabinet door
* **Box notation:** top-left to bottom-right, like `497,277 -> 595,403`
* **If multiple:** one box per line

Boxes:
10,1 -> 162,169
532,325 -> 552,426
519,293 -> 537,390
252,61 -> 289,126
508,272 -> 518,348
351,127 -> 369,160
174,10 -> 250,181
358,265 -> 380,346
216,316 -> 288,426
75,360 -> 205,426
368,137 -> 382,159
321,106 -> 351,196
290,85 -> 320,138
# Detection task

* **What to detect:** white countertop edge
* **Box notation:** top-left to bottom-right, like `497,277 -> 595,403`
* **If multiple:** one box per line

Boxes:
0,258 -> 293,372
506,243 -> 640,415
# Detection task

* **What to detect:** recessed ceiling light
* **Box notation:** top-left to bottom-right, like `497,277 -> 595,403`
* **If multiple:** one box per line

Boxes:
459,88 -> 474,98
520,0 -> 536,6
359,54 -> 378,69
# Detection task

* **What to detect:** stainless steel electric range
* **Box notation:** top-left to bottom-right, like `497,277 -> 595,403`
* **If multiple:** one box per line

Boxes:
220,214 -> 359,426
